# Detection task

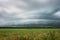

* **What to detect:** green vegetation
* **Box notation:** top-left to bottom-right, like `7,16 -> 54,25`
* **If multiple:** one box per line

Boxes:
0,29 -> 60,40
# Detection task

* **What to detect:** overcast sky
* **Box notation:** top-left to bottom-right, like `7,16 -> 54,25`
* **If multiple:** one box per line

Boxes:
0,0 -> 60,26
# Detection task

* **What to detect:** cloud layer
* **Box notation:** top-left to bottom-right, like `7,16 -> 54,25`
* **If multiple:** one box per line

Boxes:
0,0 -> 60,26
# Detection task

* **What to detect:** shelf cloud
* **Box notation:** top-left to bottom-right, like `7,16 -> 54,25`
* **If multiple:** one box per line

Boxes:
0,0 -> 60,27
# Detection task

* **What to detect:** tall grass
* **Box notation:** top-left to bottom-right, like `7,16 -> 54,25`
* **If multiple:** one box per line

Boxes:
0,29 -> 60,40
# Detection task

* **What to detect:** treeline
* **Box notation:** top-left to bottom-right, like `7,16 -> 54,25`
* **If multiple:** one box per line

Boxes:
0,27 -> 60,29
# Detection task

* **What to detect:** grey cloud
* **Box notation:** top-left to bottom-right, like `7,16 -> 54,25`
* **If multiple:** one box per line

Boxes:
0,0 -> 60,26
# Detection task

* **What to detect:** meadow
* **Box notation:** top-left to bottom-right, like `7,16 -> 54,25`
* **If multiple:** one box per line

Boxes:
0,29 -> 60,40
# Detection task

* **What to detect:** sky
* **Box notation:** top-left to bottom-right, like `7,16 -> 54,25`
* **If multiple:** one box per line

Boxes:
0,0 -> 60,27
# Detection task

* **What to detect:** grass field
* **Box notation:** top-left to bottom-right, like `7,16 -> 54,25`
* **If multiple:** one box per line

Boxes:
0,29 -> 60,40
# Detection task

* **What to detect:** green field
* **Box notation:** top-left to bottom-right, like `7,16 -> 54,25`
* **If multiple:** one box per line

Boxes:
0,29 -> 60,40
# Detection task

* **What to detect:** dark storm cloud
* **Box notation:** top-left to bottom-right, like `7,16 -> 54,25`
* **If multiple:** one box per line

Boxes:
0,0 -> 60,26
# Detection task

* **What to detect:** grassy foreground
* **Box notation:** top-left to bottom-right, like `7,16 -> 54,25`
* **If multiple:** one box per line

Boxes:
0,29 -> 60,40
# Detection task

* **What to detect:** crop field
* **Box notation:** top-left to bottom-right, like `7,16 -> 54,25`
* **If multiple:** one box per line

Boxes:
0,29 -> 60,40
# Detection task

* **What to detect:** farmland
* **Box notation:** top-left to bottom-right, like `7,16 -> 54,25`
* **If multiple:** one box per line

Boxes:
0,29 -> 60,40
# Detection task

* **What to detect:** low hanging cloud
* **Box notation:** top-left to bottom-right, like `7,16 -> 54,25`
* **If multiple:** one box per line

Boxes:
0,0 -> 60,26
